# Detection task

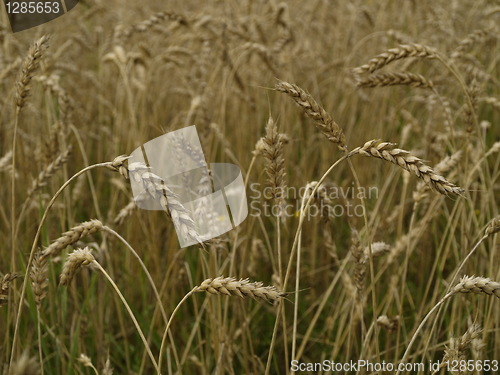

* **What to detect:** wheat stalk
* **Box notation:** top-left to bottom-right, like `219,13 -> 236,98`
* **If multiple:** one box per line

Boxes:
41,220 -> 105,258
0,273 -> 21,306
452,275 -> 500,297
485,217 -> 500,237
441,324 -> 482,374
451,29 -> 493,59
275,79 -> 347,150
113,198 -> 138,226
127,161 -> 202,245
59,247 -> 95,286
60,247 -> 159,372
352,140 -> 464,196
115,11 -> 188,42
196,276 -> 287,303
78,354 -> 99,375
413,150 -> 463,202
258,117 -> 287,215
398,275 -> 500,375
353,43 -> 437,75
356,71 -> 434,89
30,251 -> 48,306
158,277 -> 286,372
15,35 -> 50,110
26,146 -> 73,200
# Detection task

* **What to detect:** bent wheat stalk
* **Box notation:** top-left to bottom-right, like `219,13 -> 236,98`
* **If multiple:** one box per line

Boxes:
397,275 -> 500,375
158,277 -> 286,374
10,155 -> 127,369
60,248 -> 159,372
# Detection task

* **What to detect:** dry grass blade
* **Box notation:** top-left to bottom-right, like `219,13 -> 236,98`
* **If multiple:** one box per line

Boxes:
356,71 -> 434,89
354,140 -> 464,196
353,43 -> 436,74
196,276 -> 287,303
275,79 -> 347,150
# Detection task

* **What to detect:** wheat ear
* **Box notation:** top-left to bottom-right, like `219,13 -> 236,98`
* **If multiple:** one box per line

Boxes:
258,117 -> 287,214
41,220 -> 105,258
15,35 -> 51,111
275,79 -> 346,150
0,273 -> 21,306
352,140 -> 464,196
127,161 -> 202,245
356,71 -> 434,89
353,43 -> 437,75
196,276 -> 287,303
441,324 -> 482,373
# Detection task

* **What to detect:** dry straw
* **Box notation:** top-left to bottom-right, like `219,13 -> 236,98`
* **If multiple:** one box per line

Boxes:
275,79 -> 346,150
352,140 -> 464,196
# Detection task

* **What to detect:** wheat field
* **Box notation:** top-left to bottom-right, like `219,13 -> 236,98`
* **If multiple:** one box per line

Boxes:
1,0 -> 499,374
